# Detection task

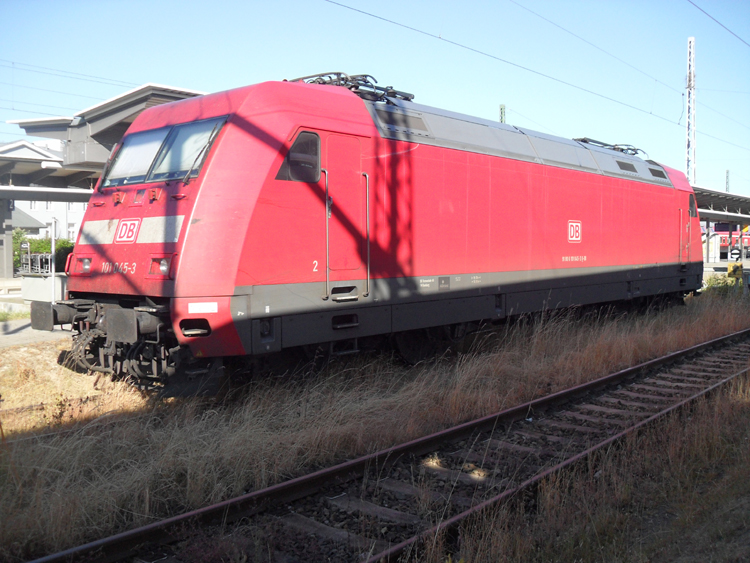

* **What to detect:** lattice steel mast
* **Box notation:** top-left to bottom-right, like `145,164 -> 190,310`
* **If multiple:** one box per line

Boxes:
686,37 -> 696,185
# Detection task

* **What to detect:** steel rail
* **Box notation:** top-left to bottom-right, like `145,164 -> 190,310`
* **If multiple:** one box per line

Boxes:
28,326 -> 750,563
367,357 -> 750,562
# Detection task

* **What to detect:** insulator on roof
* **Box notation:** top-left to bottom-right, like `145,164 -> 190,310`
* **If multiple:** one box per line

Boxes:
288,72 -> 415,103
574,137 -> 643,156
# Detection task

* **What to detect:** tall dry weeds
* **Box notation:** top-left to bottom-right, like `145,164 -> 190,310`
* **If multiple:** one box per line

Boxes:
447,376 -> 750,563
2,292 -> 750,560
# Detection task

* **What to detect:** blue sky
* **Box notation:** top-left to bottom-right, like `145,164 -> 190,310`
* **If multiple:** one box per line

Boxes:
1,0 -> 748,194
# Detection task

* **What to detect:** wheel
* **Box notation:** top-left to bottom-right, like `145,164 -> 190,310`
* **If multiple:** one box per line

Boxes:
392,328 -> 447,365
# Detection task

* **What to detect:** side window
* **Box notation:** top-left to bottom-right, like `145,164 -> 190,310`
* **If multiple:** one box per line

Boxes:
689,194 -> 697,218
275,131 -> 320,183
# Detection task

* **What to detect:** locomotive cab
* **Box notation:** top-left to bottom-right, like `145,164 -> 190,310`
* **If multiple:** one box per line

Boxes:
32,110 -> 233,388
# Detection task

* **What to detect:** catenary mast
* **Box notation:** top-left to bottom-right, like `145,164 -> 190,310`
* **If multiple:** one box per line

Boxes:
686,37 -> 696,185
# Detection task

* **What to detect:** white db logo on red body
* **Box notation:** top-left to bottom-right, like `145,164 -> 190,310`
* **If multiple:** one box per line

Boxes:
115,219 -> 141,243
568,221 -> 582,243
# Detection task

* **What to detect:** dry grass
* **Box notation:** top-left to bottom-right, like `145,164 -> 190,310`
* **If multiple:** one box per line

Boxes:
444,376 -> 750,563
0,340 -> 147,433
2,290 -> 750,561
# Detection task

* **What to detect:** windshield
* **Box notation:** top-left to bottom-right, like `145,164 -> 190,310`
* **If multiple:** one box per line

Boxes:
102,116 -> 226,188
103,128 -> 169,187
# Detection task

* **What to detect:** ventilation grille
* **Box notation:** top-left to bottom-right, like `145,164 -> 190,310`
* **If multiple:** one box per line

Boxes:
616,160 -> 637,173
649,168 -> 667,179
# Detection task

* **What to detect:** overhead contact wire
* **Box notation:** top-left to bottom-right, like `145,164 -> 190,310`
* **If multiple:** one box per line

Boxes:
510,0 -> 749,131
0,61 -> 138,88
685,0 -> 750,48
324,0 -> 750,152
0,81 -> 105,100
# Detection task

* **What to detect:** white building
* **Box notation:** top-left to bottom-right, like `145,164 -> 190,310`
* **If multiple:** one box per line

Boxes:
15,198 -> 87,241
0,138 -> 87,241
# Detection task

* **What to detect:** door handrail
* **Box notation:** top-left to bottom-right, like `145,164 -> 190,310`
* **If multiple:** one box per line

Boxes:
362,172 -> 370,297
322,168 -> 330,300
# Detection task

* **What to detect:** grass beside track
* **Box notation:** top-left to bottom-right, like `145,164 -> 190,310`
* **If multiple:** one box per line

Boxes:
0,310 -> 30,322
2,286 -> 750,561
436,377 -> 750,563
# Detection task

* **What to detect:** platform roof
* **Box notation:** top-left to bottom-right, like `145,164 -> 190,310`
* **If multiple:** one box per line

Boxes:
692,185 -> 750,223
0,140 -> 96,190
9,83 -> 206,143
0,185 -> 93,203
2,84 -> 204,199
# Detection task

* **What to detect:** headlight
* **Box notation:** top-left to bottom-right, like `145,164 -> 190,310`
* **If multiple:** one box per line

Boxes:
149,255 -> 174,278
74,256 -> 92,274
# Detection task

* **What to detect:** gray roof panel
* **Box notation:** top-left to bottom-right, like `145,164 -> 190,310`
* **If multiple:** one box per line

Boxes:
365,98 -> 673,187
515,129 -> 599,172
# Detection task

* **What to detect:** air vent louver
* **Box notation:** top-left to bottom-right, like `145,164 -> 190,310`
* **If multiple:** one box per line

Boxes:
649,168 -> 667,179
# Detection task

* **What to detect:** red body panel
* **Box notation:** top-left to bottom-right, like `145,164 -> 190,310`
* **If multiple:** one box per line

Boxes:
244,137 -> 702,283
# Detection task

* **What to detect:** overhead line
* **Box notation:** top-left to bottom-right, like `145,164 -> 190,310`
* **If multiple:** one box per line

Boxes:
698,88 -> 750,95
0,98 -> 80,112
0,105 -> 65,117
0,59 -> 139,87
508,0 -> 749,131
324,0 -> 750,152
0,81 -> 104,100
324,2 -> 677,121
697,131 -> 750,152
685,0 -> 750,48
508,0 -> 682,94
0,63 -> 136,88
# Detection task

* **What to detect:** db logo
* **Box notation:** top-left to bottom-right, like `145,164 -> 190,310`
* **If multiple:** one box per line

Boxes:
568,221 -> 582,243
115,218 -> 141,243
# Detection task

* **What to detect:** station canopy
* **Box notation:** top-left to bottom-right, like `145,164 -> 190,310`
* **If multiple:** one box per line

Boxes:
1,83 -> 205,201
692,185 -> 750,224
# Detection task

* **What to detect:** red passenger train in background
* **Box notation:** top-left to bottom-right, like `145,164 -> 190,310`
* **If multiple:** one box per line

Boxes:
31,73 -> 703,389
712,223 -> 750,260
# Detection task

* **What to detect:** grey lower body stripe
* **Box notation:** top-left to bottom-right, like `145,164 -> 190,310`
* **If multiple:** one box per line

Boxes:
228,262 -> 702,355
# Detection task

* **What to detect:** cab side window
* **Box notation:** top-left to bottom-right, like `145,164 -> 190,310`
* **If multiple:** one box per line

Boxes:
275,131 -> 320,183
689,194 -> 697,218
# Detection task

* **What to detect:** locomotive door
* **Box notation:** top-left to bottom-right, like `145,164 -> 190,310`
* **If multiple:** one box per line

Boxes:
323,134 -> 366,299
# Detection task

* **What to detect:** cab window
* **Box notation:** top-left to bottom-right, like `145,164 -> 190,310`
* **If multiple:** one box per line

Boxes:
275,132 -> 320,183
147,117 -> 226,182
689,194 -> 697,218
101,116 -> 226,188
103,127 -> 170,187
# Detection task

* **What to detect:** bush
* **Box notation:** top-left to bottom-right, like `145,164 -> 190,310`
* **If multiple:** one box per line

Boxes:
12,228 -> 26,270
703,274 -> 740,296
13,230 -> 74,273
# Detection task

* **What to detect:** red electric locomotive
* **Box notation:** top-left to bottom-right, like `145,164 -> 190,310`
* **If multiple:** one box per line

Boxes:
31,73 -> 703,389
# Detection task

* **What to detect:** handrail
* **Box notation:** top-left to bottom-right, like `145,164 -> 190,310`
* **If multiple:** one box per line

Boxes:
362,172 -> 370,297
322,168 -> 330,300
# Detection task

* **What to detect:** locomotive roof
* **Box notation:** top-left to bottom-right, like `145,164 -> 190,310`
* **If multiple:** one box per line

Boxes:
120,76 -> 676,189
363,97 -> 673,187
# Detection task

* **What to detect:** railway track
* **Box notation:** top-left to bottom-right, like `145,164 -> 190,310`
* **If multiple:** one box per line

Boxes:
31,328 -> 750,563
